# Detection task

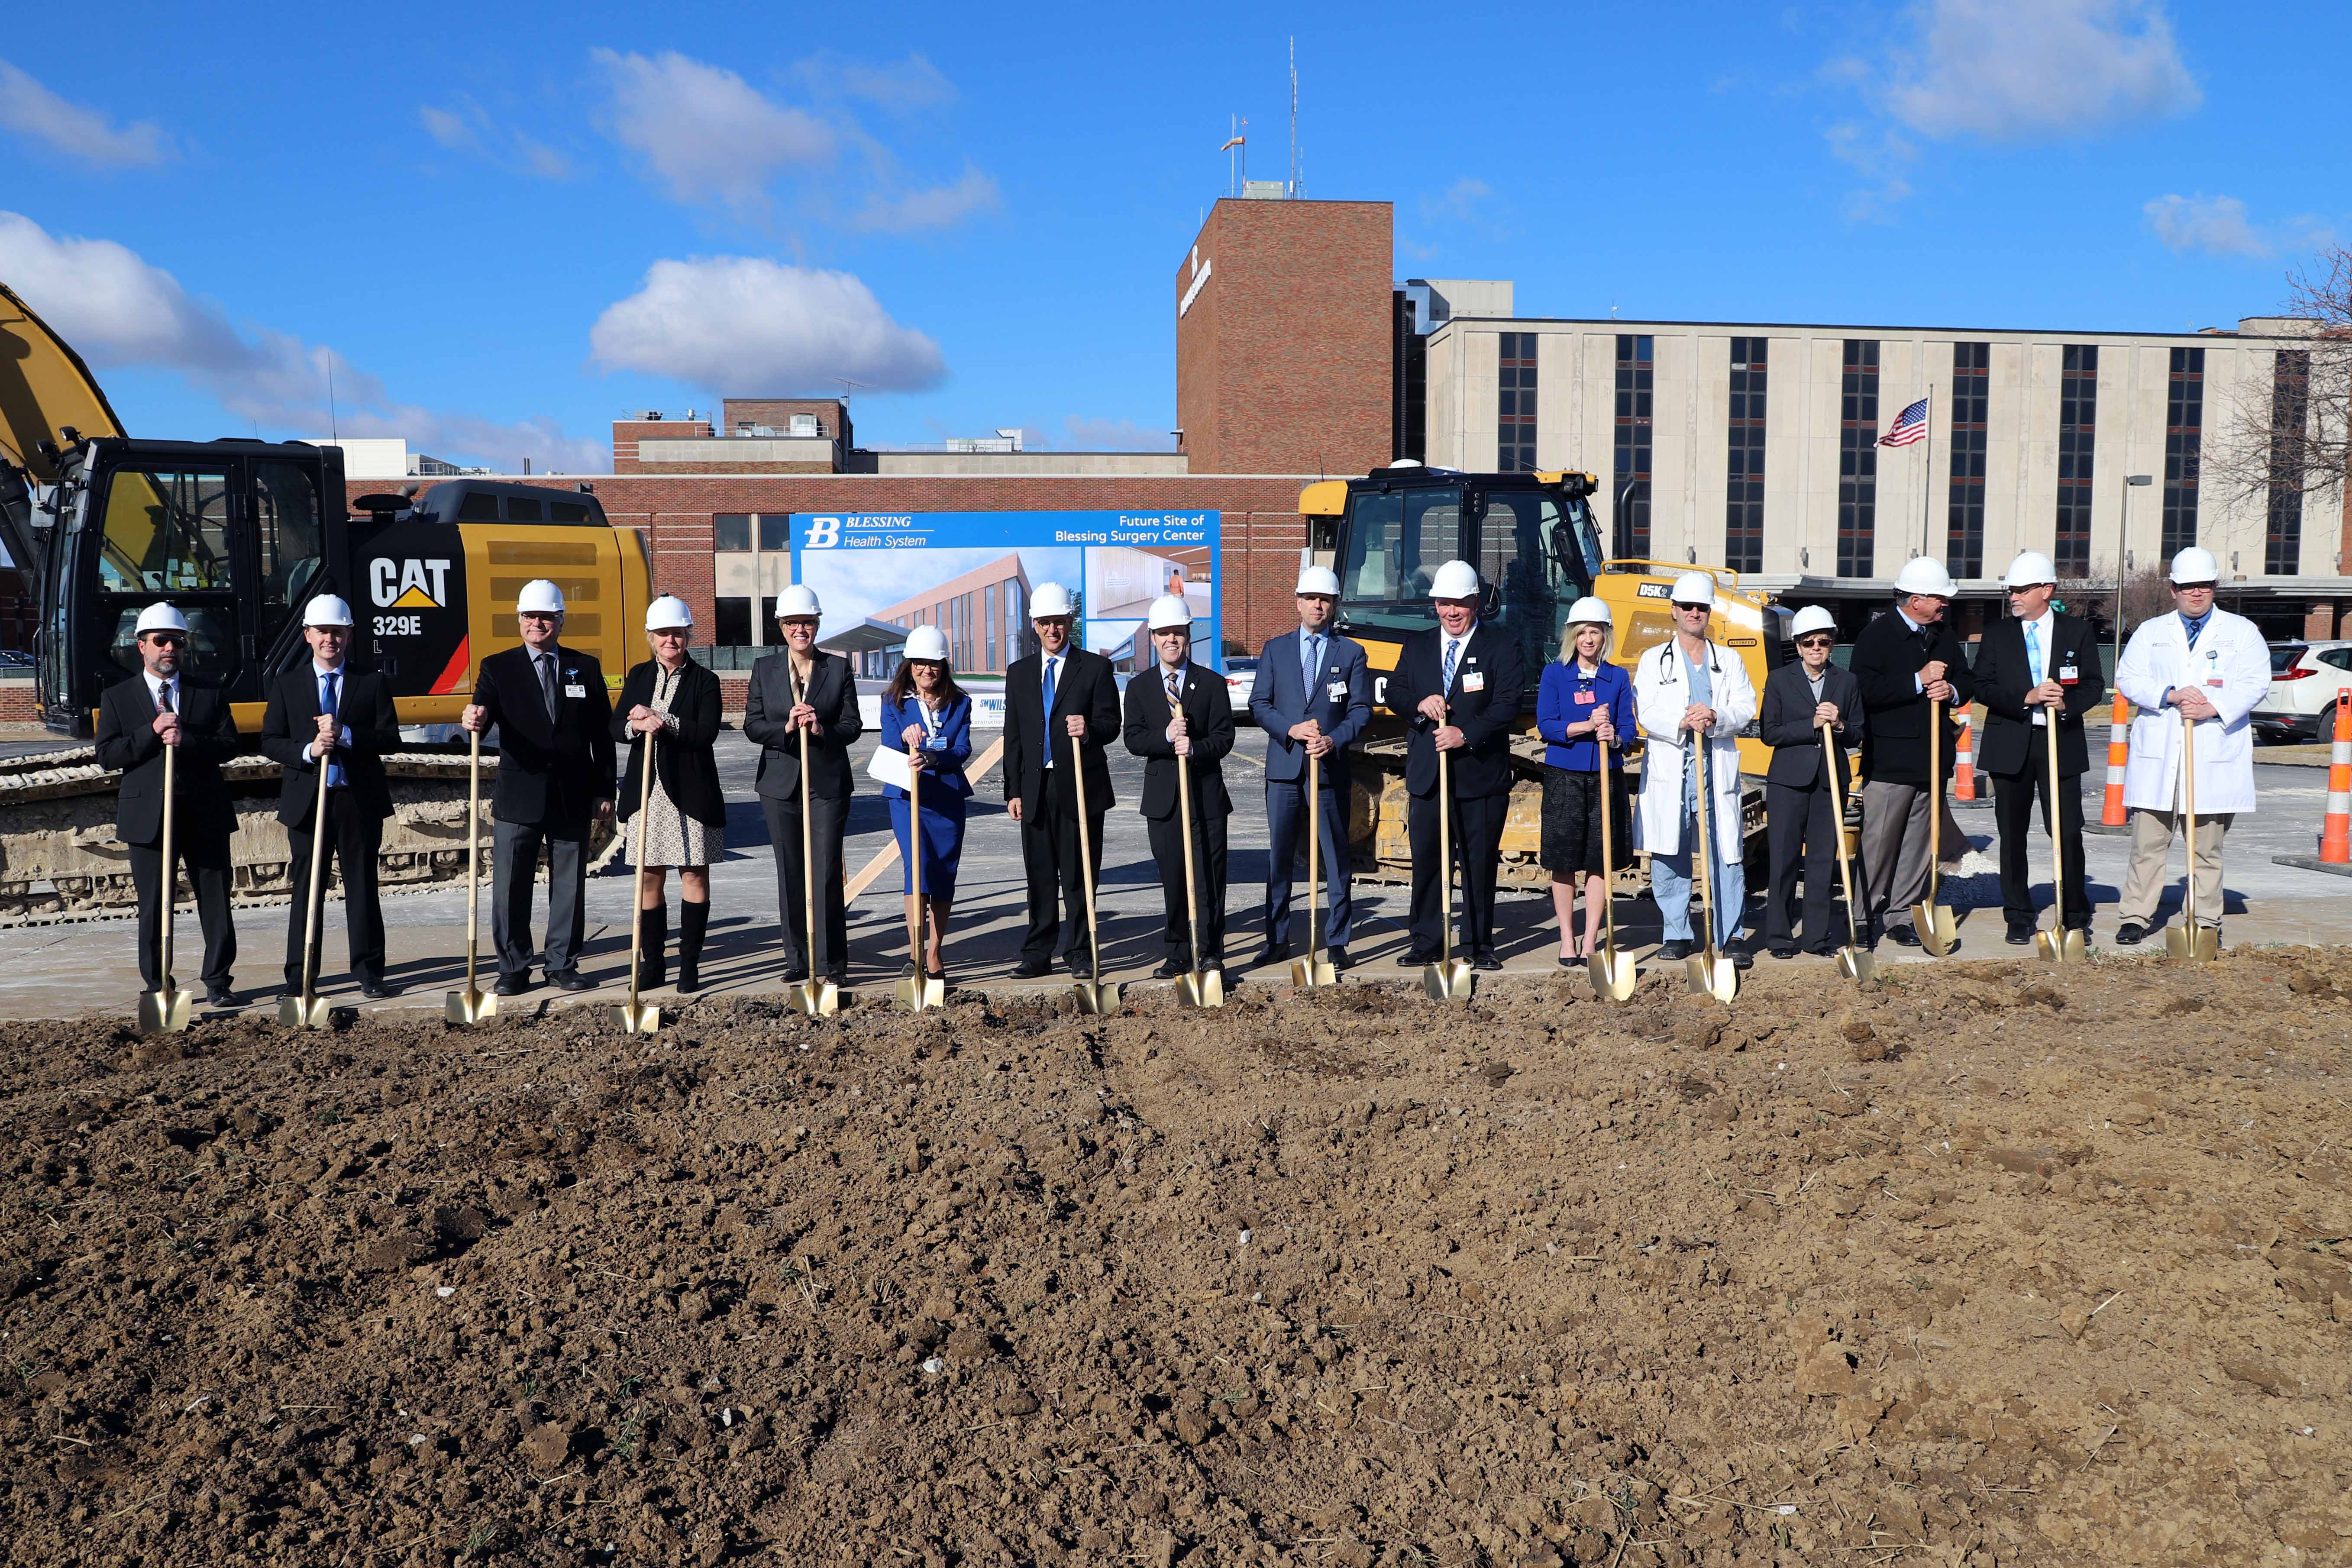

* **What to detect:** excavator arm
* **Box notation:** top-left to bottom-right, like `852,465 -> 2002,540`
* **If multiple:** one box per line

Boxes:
0,281 -> 127,584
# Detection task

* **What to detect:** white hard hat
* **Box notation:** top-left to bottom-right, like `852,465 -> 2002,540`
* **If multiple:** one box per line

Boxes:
2168,546 -> 2220,585
1564,595 -> 1612,628
903,625 -> 950,662
1670,571 -> 1716,608
1428,559 -> 1481,600
1893,557 -> 1958,598
1028,582 -> 1074,618
1295,565 -> 1340,598
134,602 -> 190,636
644,595 -> 693,631
301,593 -> 354,628
775,583 -> 821,620
516,579 -> 565,615
1790,605 -> 1837,639
1146,594 -> 1192,631
2003,551 -> 2056,589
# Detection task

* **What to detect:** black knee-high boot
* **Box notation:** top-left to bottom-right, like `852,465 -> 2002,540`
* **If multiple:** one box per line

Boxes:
676,899 -> 708,993
636,903 -> 668,991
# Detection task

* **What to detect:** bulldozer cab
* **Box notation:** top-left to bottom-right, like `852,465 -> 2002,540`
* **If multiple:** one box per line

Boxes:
36,437 -> 346,733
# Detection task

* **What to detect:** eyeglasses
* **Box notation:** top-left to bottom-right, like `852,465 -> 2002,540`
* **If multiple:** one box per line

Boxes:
144,633 -> 187,647
649,628 -> 688,638
1796,635 -> 1834,649
1672,602 -> 1709,613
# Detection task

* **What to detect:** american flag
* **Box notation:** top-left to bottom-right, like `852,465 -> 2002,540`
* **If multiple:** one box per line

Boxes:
1879,396 -> 1929,447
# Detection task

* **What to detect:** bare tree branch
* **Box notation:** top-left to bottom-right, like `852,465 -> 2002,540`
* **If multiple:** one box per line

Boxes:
2206,243 -> 2352,523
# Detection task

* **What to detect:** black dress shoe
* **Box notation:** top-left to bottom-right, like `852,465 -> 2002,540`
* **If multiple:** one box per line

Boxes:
1655,939 -> 1694,961
1011,956 -> 1052,979
1768,941 -> 1800,960
2004,922 -> 2035,946
548,970 -> 594,993
494,973 -> 530,996
1328,947 -> 1354,970
1728,945 -> 1756,970
824,968 -> 850,989
359,976 -> 398,999
2113,921 -> 2147,946
1886,924 -> 1924,948
1258,941 -> 1291,966
1804,938 -> 1842,957
1471,951 -> 1502,973
1395,950 -> 1437,967
1154,956 -> 1187,979
1066,954 -> 1095,980
205,984 -> 236,1006
781,963 -> 811,984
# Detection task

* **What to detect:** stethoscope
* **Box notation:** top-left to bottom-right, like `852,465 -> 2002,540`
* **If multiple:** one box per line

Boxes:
1647,639 -> 1724,685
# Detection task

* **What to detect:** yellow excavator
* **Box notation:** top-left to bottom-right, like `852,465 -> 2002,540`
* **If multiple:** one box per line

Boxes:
0,281 -> 649,922
1296,463 -> 1791,884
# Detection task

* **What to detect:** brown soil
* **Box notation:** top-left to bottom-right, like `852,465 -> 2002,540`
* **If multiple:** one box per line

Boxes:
4,951 -> 2349,1568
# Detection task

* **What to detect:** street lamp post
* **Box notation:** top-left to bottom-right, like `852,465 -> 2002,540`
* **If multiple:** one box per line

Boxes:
2114,474 -> 2154,671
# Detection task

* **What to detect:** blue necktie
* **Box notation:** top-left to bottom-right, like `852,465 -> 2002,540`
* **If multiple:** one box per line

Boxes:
2024,621 -> 2042,684
2183,612 -> 2205,648
1302,633 -> 1322,701
1442,637 -> 1460,693
320,671 -> 344,788
1041,656 -> 1058,764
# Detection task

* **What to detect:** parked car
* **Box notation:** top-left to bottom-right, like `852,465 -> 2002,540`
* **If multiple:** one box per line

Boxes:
1223,657 -> 1258,713
2254,641 -> 2352,740
0,650 -> 32,670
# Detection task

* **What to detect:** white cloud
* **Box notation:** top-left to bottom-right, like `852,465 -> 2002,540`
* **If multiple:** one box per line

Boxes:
0,59 -> 174,167
1420,178 -> 1494,226
1880,0 -> 2199,141
795,52 -> 956,112
418,104 -> 475,151
589,255 -> 947,395
851,168 -> 1000,233
1826,121 -> 1916,221
417,100 -> 572,179
2144,193 -> 2265,257
592,48 -> 833,209
0,210 -> 603,471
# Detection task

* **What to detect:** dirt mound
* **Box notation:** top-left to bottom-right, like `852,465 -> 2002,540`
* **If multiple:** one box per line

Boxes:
4,950 -> 2349,1566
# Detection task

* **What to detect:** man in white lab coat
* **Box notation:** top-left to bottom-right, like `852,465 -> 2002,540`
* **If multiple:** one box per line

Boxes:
2111,547 -> 2269,947
1633,572 -> 1759,963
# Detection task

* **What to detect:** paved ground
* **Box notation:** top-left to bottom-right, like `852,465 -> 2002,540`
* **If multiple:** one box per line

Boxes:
7,724 -> 2350,1022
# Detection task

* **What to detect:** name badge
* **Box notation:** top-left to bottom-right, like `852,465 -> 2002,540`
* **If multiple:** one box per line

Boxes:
2058,663 -> 2078,685
1574,689 -> 1596,705
1462,671 -> 1486,692
2205,677 -> 2225,688
1326,680 -> 1349,700
563,683 -> 588,698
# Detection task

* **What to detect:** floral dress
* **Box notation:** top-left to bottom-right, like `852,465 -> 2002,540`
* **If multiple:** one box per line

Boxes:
628,663 -> 716,868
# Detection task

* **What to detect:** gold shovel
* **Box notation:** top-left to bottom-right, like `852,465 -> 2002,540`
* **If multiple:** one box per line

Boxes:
1684,738 -> 1740,1004
1909,697 -> 1961,956
1586,745 -> 1637,1001
1422,742 -> 1474,1001
1068,728 -> 1121,1013
1289,748 -> 1338,988
614,726 -> 663,1032
445,729 -> 496,1023
787,672 -> 840,1016
1822,717 -> 1876,985
1173,737 -> 1224,1008
2035,708 -> 2087,964
137,742 -> 195,1034
278,746 -> 333,1028
2164,710 -> 2221,962
894,761 -> 945,1012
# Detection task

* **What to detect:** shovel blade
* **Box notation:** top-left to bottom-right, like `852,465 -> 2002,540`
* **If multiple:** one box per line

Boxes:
1586,951 -> 1638,1002
1422,959 -> 1474,1002
894,976 -> 947,1012
1835,947 -> 1877,985
788,980 -> 840,1018
277,994 -> 330,1030
1176,968 -> 1225,1008
1910,901 -> 1960,957
2163,925 -> 2219,962
1289,951 -> 1338,988
138,987 -> 194,1035
1073,980 -> 1123,1014
614,999 -> 663,1033
2036,927 -> 2088,965
1685,954 -> 1740,1004
444,988 -> 497,1025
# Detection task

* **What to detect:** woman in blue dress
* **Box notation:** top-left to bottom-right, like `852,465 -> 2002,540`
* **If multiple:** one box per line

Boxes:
1535,597 -> 1635,964
879,625 -> 972,982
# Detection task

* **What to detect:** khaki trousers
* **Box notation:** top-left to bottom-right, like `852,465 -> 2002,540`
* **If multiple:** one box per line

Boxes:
2116,808 -> 2230,929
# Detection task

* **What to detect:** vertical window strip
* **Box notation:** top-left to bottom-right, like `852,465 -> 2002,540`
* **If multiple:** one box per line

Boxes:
1725,337 -> 1766,573
2267,349 -> 2310,576
2055,345 -> 2098,577
1946,342 -> 1989,579
1838,339 -> 1879,578
1497,332 -> 1538,473
1612,334 -> 1654,558
2162,346 -> 2204,556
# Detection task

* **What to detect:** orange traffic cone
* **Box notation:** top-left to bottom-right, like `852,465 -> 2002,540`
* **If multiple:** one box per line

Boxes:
2100,692 -> 2129,828
1953,710 -> 1976,802
2323,690 -> 2352,865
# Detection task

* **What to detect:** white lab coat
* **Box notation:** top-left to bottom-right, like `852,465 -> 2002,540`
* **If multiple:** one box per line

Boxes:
2113,605 -> 2267,815
1632,637 -> 1755,860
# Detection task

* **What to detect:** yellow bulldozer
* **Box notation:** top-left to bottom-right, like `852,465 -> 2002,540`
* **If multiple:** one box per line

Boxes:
1295,462 -> 1791,884
0,281 -> 649,922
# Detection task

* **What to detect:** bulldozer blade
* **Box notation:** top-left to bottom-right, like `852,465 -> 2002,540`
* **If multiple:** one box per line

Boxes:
895,974 -> 946,1012
1910,900 -> 1959,957
444,987 -> 497,1025
277,993 -> 330,1029
788,979 -> 840,1018
1586,950 -> 1638,1002
2163,924 -> 2220,963
1289,950 -> 1338,988
1073,979 -> 1122,1014
1176,968 -> 1224,1009
2035,926 -> 2087,965
1834,946 -> 1877,985
1684,953 -> 1740,1004
614,999 -> 663,1033
1422,957 -> 1474,1002
138,986 -> 194,1035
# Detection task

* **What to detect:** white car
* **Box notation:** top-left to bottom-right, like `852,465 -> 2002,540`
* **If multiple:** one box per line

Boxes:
2254,641 -> 2352,741
1223,657 -> 1258,712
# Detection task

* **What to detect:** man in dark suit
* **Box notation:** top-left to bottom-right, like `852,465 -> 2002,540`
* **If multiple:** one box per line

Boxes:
1389,559 -> 1527,970
96,602 -> 239,1005
1001,581 -> 1121,978
1850,557 -> 1979,949
461,578 -> 615,994
261,594 -> 403,998
742,583 -> 861,987
1757,605 -> 1867,958
1973,551 -> 2107,943
1250,565 -> 1370,967
1124,594 -> 1237,977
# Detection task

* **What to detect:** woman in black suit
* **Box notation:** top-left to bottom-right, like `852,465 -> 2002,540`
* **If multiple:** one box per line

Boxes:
613,596 -> 726,992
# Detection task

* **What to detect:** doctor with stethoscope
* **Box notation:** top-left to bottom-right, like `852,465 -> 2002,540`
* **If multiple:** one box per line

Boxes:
1633,572 -> 1759,963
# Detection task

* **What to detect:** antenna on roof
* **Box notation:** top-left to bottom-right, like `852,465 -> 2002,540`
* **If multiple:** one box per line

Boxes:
1289,38 -> 1299,198
835,377 -> 867,402
326,358 -> 338,443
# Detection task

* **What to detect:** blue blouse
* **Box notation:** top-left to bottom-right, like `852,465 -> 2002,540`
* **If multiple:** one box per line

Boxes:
1536,659 -> 1634,772
879,694 -> 973,800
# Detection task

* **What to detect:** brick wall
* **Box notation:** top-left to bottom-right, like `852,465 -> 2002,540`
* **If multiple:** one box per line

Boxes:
0,679 -> 34,721
1176,199 -> 1394,477
611,417 -> 712,469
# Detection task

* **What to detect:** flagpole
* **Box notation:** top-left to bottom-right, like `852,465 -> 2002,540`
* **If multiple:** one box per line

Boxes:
1918,382 -> 1935,561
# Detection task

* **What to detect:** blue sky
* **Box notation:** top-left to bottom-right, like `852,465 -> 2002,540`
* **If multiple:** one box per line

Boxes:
0,0 -> 2339,472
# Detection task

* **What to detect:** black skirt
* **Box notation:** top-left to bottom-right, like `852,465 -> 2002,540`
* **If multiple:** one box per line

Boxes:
1541,766 -> 1629,877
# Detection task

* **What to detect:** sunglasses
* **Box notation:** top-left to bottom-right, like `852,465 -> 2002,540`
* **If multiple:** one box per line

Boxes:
1796,634 -> 1834,647
144,633 -> 187,647
1672,602 -> 1709,613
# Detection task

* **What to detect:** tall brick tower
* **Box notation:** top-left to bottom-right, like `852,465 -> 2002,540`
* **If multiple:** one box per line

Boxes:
1175,198 -> 1392,476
